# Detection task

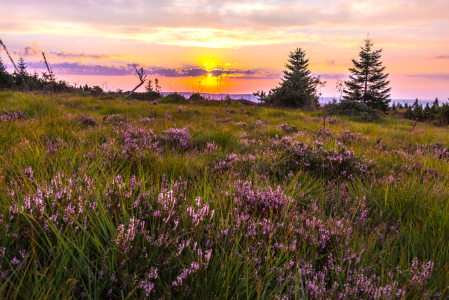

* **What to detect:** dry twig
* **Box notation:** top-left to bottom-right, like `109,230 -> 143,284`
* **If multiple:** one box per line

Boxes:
129,64 -> 147,96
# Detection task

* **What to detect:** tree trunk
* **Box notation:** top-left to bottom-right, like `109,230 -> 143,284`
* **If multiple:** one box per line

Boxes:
364,70 -> 368,103
129,81 -> 145,96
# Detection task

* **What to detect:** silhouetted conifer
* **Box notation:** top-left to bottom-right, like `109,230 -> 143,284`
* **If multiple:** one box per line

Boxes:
0,54 -> 12,89
16,56 -> 28,77
145,79 -> 154,92
259,48 -> 324,107
343,37 -> 391,112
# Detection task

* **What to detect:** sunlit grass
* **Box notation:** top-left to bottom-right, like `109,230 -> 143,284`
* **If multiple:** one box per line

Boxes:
0,91 -> 448,299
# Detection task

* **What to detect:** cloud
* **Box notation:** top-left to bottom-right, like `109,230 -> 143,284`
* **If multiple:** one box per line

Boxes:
22,61 -> 278,78
311,59 -> 351,68
2,0 -> 449,48
12,43 -> 121,60
12,43 -> 42,57
316,74 -> 348,79
406,73 -> 449,80
324,59 -> 337,67
52,51 -> 113,60
432,55 -> 449,59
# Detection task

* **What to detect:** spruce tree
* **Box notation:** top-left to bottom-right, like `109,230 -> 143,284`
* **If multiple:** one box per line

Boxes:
0,55 -> 6,73
13,56 -> 29,89
343,37 -> 391,112
264,48 -> 323,107
0,54 -> 12,89
16,56 -> 28,77
145,79 -> 153,92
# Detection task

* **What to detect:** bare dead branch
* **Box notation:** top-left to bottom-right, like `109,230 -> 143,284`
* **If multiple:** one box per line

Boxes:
129,63 -> 147,96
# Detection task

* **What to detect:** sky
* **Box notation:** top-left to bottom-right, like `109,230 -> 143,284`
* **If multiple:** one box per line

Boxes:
1,0 -> 448,99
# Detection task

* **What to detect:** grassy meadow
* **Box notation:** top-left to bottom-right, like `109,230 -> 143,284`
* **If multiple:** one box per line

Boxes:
0,91 -> 448,299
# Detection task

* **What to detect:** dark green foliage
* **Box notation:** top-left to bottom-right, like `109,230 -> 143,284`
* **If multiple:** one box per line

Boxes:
129,91 -> 161,101
16,56 -> 28,77
327,99 -> 380,121
189,92 -> 206,101
257,48 -> 324,108
13,56 -> 29,89
154,78 -> 161,93
0,54 -> 76,92
399,98 -> 449,125
92,86 -> 103,96
436,104 -> 449,125
344,37 -> 391,112
145,78 -> 153,92
164,93 -> 186,102
0,55 -> 13,89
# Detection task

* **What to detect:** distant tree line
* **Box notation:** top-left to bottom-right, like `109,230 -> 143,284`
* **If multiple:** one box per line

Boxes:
392,98 -> 449,125
0,54 -> 78,92
0,53 -> 162,99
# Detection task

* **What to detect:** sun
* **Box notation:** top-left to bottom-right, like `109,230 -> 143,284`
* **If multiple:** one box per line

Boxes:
208,73 -> 212,77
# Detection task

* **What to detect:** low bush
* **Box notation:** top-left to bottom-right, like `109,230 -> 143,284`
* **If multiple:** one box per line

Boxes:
327,99 -> 380,121
163,93 -> 187,103
189,93 -> 206,102
130,91 -> 161,101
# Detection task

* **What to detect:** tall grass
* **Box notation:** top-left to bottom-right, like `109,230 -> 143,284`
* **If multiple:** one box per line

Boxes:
0,92 -> 448,299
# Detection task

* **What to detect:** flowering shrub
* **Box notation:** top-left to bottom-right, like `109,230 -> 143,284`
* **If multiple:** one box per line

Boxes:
165,111 -> 171,121
115,125 -> 159,158
205,141 -> 218,153
232,180 -> 292,219
0,109 -> 26,122
253,120 -> 268,127
268,136 -> 373,180
78,114 -> 97,127
5,172 -> 217,298
1,93 -> 447,299
218,117 -> 232,123
233,121 -> 248,127
140,117 -> 154,123
160,126 -> 192,150
102,114 -> 128,125
278,122 -> 298,133
43,136 -> 68,154
338,129 -> 359,145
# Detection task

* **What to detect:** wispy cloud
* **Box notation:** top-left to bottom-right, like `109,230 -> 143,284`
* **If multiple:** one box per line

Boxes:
406,73 -> 449,80
12,43 -> 122,60
21,61 -> 279,78
2,0 -> 449,48
317,74 -> 348,80
311,59 -> 351,68
432,55 -> 449,59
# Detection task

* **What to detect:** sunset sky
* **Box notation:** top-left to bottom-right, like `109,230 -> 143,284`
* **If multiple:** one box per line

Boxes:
1,0 -> 448,99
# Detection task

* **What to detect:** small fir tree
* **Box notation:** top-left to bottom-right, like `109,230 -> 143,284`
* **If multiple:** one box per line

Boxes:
13,56 -> 29,89
0,54 -> 12,89
343,37 -> 391,112
16,56 -> 28,77
145,79 -> 154,92
432,98 -> 439,112
260,48 -> 324,107
0,55 -> 6,73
